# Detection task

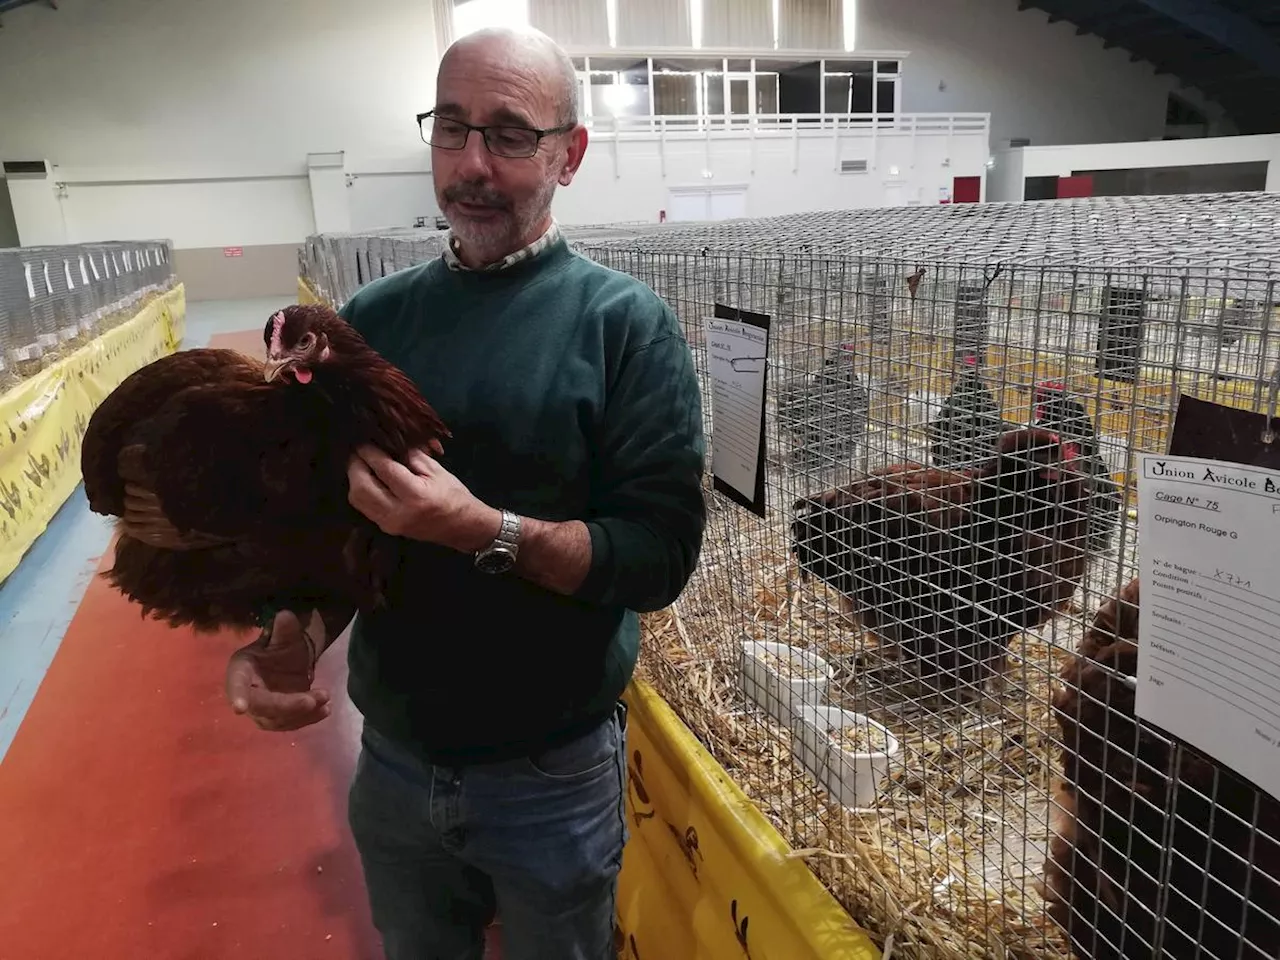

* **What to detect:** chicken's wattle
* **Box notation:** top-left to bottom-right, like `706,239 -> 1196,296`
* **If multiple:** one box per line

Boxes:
294,367 -> 313,384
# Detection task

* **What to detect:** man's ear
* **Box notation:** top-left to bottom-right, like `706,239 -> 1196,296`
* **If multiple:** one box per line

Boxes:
558,125 -> 589,186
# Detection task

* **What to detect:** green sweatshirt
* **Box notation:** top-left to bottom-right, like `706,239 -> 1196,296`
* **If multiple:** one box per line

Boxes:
337,235 -> 707,766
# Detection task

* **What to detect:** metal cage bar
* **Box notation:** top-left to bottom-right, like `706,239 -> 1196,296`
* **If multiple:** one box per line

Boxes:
297,193 -> 1280,960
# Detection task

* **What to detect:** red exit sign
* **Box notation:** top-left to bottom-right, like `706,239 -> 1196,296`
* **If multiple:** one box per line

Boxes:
223,246 -> 243,258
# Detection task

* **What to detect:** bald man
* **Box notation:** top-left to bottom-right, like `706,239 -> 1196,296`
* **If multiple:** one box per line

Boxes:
224,26 -> 706,960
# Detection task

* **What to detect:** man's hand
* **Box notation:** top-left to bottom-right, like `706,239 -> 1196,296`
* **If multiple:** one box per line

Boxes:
347,446 -> 500,554
347,446 -> 593,596
226,610 -> 332,732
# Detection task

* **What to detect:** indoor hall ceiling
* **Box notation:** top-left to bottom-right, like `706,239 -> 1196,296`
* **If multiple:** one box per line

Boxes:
1020,0 -> 1280,134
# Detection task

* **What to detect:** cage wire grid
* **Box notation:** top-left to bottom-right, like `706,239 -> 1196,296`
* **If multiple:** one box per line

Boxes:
0,239 -> 177,393
298,194 -> 1280,960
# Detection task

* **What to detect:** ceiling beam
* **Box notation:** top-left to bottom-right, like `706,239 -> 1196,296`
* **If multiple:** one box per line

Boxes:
1132,0 -> 1280,78
0,0 -> 49,15
1077,16 -> 1173,40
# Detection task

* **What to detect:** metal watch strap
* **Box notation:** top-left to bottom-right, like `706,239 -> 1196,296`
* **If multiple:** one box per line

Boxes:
475,509 -> 521,571
492,509 -> 521,553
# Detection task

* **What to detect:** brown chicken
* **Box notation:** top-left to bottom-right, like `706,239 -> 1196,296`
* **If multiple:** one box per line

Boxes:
1044,578 -> 1280,960
790,428 -> 1090,692
80,303 -> 451,633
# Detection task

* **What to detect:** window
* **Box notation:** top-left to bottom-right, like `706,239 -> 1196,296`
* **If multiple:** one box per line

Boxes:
592,79 -> 648,117
565,52 -> 900,120
704,72 -> 725,114
824,74 -> 852,113
821,59 -> 898,116
582,58 -> 649,119
454,0 -> 529,38
876,80 -> 895,114
653,73 -> 698,117
755,73 -> 779,114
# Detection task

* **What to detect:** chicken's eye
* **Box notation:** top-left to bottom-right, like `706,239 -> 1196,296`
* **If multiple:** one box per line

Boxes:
298,333 -> 315,349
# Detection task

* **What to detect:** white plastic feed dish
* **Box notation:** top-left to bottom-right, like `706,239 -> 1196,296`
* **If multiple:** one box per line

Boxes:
739,640 -> 833,724
790,704 -> 900,810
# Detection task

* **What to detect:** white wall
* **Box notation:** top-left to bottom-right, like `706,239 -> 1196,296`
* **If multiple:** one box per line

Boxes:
0,0 -> 438,248
988,133 -> 1280,201
553,120 -> 990,223
0,0 -> 1242,254
857,0 -> 1234,151
345,163 -> 442,232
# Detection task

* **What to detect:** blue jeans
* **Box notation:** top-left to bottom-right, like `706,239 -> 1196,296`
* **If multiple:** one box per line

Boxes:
347,703 -> 629,960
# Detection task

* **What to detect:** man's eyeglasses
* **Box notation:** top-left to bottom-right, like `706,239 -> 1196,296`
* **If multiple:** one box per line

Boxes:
416,110 -> 574,159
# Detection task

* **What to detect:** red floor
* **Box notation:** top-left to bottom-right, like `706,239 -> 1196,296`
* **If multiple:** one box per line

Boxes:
0,330 -> 499,960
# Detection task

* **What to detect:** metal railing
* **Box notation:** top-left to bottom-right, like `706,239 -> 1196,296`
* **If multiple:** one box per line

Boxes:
579,111 -> 991,139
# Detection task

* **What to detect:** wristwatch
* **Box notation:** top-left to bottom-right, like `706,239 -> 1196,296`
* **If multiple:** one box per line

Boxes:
474,509 -> 522,574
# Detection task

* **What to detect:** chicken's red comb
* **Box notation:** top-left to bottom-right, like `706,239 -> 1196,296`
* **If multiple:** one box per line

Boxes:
1035,379 -> 1066,393
1041,431 -> 1080,457
269,311 -> 286,354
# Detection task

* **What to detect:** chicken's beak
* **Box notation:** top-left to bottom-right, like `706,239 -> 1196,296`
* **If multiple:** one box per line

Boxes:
263,356 -> 294,382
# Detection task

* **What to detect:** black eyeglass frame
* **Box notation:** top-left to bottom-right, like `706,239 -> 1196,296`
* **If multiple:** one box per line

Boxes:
415,110 -> 575,159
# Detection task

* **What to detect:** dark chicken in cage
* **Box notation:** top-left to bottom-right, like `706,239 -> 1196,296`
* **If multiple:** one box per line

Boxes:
777,343 -> 870,471
1031,381 -> 1124,554
790,427 -> 1093,694
1045,577 -> 1280,960
926,353 -> 1009,470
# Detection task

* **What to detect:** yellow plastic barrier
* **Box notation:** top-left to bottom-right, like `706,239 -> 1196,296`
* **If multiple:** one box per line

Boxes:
298,277 -> 322,306
0,285 -> 187,583
617,679 -> 881,959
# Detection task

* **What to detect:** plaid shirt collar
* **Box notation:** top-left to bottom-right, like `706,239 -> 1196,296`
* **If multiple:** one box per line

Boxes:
442,219 -> 562,273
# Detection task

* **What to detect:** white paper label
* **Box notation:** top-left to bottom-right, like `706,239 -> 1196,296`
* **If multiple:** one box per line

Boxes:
1137,453 -> 1280,798
705,316 -> 769,506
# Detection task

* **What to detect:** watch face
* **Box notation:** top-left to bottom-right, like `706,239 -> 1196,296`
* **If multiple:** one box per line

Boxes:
476,548 -> 515,574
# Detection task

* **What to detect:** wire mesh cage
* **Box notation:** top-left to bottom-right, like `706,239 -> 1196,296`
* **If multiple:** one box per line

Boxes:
296,221 -> 663,309
299,194 -> 1280,960
0,239 -> 177,391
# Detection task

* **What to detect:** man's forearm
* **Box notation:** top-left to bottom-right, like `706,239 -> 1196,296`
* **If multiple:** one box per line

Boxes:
458,504 -> 593,596
512,516 -> 593,595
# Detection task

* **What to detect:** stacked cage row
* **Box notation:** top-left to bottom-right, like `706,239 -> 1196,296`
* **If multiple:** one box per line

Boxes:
297,221 -> 666,308
299,227 -> 449,307
0,239 -> 176,390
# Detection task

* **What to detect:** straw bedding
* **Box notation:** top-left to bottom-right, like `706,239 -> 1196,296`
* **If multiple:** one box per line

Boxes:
634,478 -> 1133,960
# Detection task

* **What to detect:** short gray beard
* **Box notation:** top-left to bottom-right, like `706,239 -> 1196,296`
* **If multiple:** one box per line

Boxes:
444,176 -> 559,266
